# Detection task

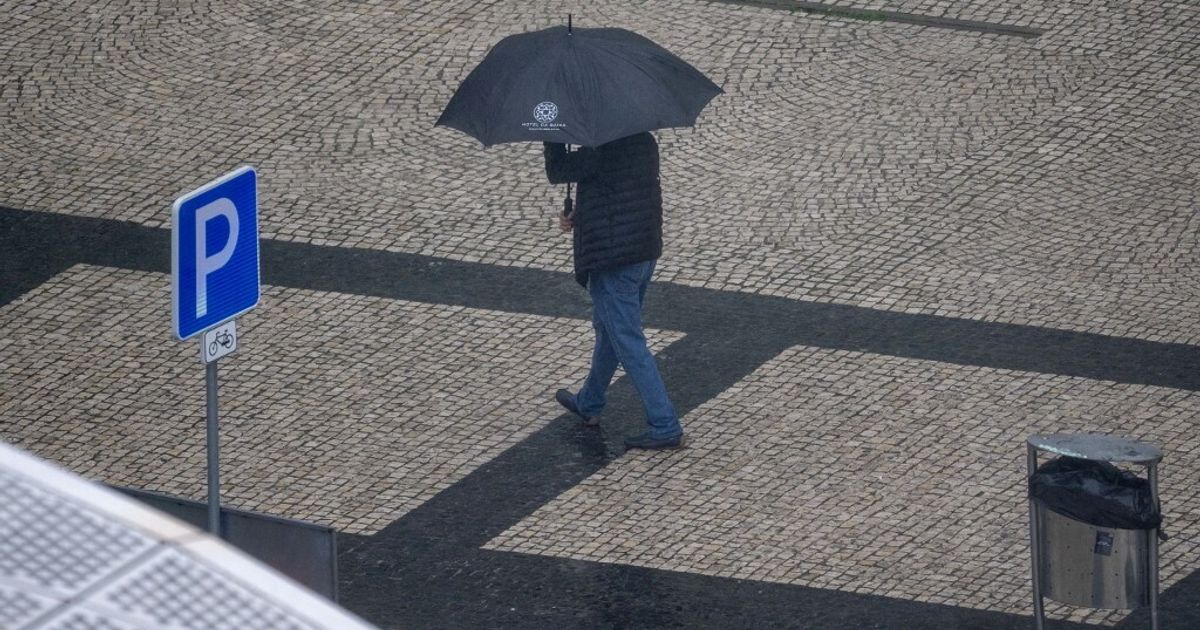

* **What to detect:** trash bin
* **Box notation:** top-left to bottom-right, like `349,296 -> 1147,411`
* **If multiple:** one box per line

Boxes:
1026,434 -> 1163,630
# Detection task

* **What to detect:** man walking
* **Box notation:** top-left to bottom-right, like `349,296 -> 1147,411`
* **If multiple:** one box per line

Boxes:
543,133 -> 684,451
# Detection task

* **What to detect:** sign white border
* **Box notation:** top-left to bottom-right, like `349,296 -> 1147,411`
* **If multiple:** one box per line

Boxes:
172,165 -> 261,340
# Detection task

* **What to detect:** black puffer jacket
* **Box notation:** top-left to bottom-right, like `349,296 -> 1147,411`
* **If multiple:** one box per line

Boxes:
544,133 -> 663,287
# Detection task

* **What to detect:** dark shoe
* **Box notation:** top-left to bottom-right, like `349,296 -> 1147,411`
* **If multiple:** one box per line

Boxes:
623,431 -> 685,451
556,389 -> 599,426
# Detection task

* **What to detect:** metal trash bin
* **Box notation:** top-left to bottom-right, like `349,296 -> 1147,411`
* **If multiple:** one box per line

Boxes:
1027,434 -> 1163,630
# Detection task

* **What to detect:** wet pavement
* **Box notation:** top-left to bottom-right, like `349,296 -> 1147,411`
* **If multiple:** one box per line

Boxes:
2,1 -> 1199,628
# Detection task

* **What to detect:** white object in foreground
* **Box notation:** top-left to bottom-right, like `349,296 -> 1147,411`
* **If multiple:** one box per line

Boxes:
0,441 -> 381,630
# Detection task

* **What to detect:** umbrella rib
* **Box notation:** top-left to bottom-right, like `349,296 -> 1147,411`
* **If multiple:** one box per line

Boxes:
599,43 -> 714,132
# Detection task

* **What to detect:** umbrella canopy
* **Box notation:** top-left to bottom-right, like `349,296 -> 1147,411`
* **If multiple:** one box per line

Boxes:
436,25 -> 722,148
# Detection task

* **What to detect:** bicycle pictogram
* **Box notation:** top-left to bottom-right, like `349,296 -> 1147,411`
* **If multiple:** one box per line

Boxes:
208,329 -> 234,357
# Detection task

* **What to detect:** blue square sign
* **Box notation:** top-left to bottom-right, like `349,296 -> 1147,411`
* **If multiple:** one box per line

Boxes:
172,166 -> 260,340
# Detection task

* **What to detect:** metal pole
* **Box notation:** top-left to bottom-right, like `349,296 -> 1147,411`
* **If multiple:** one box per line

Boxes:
206,359 -> 221,537
1148,462 -> 1159,630
1027,443 -> 1045,630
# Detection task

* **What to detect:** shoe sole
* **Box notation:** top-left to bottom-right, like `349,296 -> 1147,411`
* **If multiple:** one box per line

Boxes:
626,435 -> 686,451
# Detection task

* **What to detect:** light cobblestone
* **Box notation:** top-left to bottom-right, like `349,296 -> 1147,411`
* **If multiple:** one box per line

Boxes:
0,1 -> 1195,344
487,345 -> 1200,625
0,265 -> 683,534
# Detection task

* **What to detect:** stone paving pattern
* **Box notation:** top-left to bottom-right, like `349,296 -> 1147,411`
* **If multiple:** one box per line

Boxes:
487,345 -> 1200,625
0,265 -> 682,534
1,0 -> 1198,627
1,0 -> 1197,344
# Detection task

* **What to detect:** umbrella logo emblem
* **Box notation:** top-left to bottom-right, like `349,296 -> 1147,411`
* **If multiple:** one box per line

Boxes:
533,102 -> 559,124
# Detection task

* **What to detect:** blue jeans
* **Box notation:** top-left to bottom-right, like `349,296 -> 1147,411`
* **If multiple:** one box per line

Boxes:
576,260 -> 682,439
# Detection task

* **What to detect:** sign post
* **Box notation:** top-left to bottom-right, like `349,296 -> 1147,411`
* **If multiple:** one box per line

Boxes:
205,359 -> 220,534
172,166 -> 260,538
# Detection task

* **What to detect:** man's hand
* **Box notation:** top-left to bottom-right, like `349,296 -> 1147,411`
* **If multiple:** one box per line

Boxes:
559,212 -> 573,233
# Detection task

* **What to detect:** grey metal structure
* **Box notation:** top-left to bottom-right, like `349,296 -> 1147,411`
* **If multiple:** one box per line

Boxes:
114,486 -> 339,601
1027,433 -> 1162,630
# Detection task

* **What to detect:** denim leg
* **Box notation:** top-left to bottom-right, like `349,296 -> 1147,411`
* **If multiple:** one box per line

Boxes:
638,260 -> 655,307
590,262 -> 681,439
575,295 -> 619,417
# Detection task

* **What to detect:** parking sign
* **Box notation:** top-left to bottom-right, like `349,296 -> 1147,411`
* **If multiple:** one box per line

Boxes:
172,166 -> 260,340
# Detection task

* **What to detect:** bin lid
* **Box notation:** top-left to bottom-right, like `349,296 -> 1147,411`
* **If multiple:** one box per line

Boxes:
1028,433 -> 1162,463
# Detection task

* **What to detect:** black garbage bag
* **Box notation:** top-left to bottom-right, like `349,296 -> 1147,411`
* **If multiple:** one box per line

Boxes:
1029,456 -> 1161,530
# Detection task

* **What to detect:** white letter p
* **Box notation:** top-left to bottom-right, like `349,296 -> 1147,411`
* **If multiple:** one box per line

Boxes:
194,198 -> 239,318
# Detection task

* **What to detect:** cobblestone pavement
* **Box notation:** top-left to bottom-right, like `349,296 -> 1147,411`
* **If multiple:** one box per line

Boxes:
488,346 -> 1200,625
3,0 -> 1197,344
0,264 -> 681,534
1,0 -> 1198,629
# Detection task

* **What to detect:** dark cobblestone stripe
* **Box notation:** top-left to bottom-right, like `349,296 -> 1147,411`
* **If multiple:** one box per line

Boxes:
4,204 -> 1197,629
710,0 -> 1044,38
5,207 -> 1197,393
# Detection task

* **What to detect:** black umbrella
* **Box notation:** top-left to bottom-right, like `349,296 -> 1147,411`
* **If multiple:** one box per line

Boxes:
436,19 -> 722,148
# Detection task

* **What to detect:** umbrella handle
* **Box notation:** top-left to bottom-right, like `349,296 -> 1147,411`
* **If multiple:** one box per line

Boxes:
562,142 -> 574,218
